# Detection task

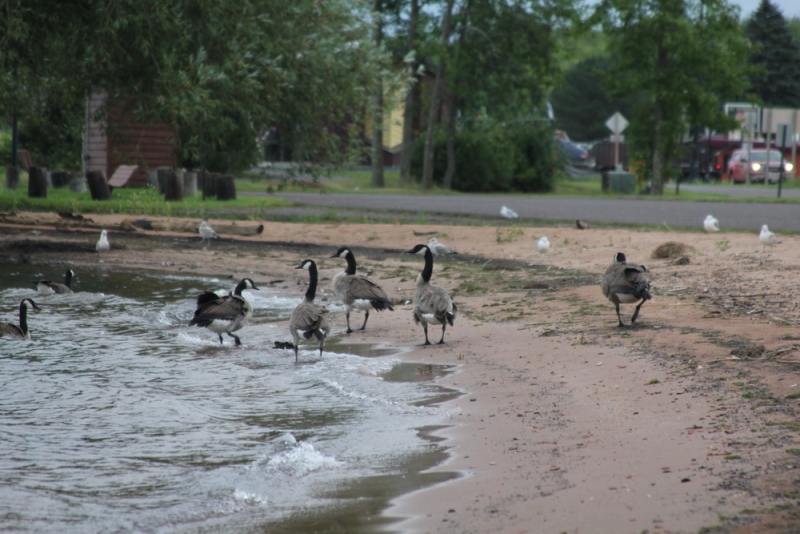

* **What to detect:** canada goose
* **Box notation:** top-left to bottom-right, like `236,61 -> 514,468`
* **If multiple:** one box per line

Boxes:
427,237 -> 457,255
199,220 -> 219,244
537,237 -> 550,253
704,215 -> 720,232
405,244 -> 457,345
189,278 -> 259,346
759,224 -> 778,252
601,252 -> 652,327
500,205 -> 519,219
34,269 -> 75,294
289,260 -> 330,361
330,247 -> 394,333
0,299 -> 41,339
96,230 -> 110,252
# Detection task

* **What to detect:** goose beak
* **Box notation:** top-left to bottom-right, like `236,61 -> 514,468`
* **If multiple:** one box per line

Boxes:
32,302 -> 42,311
294,264 -> 304,270
403,248 -> 415,254
252,284 -> 261,291
329,253 -> 337,258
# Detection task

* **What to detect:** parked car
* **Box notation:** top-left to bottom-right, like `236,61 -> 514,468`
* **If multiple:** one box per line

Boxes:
557,139 -> 596,170
727,149 -> 794,184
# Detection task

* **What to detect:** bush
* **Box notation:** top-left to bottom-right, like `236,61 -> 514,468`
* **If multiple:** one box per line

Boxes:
410,121 -> 556,193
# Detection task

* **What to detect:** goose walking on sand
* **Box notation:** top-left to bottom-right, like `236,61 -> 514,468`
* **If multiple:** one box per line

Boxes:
330,247 -> 394,333
601,252 -> 651,327
189,278 -> 259,346
34,269 -> 76,294
289,260 -> 330,361
0,299 -> 41,339
405,244 -> 457,345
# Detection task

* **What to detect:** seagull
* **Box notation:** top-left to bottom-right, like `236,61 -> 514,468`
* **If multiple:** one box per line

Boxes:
96,230 -> 110,252
704,215 -> 720,233
500,206 -> 518,219
199,220 -> 220,245
427,237 -> 457,255
759,224 -> 778,252
537,236 -> 550,254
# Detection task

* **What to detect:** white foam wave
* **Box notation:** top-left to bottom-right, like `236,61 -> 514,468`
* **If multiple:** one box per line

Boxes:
260,440 -> 342,477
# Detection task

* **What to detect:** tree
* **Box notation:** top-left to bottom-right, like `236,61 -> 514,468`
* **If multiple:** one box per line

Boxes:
597,0 -> 751,195
371,0 -> 386,187
745,0 -> 800,108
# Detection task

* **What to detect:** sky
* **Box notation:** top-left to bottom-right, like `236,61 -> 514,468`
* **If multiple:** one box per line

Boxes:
731,0 -> 800,20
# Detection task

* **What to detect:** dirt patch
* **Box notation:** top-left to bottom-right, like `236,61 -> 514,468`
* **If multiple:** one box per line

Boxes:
4,212 -> 800,532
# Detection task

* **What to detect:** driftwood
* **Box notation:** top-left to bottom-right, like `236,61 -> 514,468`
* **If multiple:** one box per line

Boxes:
125,218 -> 264,236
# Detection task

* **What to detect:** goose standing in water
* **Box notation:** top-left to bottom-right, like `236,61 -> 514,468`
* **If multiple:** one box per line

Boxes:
330,247 -> 394,333
96,230 -> 110,252
189,278 -> 259,346
601,252 -> 652,327
405,244 -> 457,345
289,260 -> 330,361
34,269 -> 76,294
0,299 -> 41,339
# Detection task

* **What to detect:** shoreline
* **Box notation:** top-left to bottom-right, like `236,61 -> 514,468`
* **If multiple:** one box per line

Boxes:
3,214 -> 800,533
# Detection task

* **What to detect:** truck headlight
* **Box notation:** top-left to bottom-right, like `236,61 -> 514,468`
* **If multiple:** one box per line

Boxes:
751,163 -> 762,172
786,162 -> 794,172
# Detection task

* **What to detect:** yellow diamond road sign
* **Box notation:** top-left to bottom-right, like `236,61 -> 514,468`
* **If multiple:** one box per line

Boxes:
605,112 -> 628,135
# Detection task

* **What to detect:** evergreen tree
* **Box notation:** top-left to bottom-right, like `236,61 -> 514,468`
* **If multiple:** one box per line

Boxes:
745,0 -> 800,107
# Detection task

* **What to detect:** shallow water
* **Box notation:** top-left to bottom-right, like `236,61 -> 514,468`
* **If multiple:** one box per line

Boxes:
0,264 -> 459,532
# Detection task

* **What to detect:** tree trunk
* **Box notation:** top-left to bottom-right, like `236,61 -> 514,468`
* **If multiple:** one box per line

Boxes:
86,171 -> 112,200
370,0 -> 385,188
651,106 -> 664,195
216,175 -> 237,200
422,0 -> 456,190
443,90 -> 457,189
163,169 -> 185,201
28,166 -> 47,198
399,0 -> 420,186
5,166 -> 19,189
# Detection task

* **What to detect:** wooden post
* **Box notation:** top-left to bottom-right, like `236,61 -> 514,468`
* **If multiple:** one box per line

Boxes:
163,169 -> 185,201
157,167 -> 171,194
86,171 -> 112,200
216,175 -> 237,200
5,166 -> 19,189
51,171 -> 69,188
183,171 -> 197,197
201,171 -> 217,200
28,166 -> 48,198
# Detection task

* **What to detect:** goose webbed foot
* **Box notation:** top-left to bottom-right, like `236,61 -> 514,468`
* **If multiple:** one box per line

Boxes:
218,334 -> 224,344
346,328 -> 354,334
227,332 -> 242,346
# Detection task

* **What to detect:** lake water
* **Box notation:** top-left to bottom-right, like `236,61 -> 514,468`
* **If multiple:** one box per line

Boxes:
0,263 -> 459,533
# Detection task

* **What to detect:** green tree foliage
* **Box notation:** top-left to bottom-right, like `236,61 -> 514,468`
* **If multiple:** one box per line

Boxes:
550,55 -> 636,142
597,0 -> 751,195
745,0 -> 800,107
0,0 -> 382,173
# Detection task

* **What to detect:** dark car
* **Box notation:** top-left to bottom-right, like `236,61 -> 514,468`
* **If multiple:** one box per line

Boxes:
557,139 -> 596,170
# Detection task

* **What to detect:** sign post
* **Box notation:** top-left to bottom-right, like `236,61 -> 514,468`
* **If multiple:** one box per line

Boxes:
605,112 -> 629,169
777,123 -> 793,198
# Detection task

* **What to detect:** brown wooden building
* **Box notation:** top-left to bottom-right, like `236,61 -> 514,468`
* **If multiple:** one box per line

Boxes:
84,92 -> 177,187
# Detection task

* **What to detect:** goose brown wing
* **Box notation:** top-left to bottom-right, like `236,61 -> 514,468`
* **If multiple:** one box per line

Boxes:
190,293 -> 247,324
346,276 -> 393,308
290,302 -> 329,332
0,323 -> 25,338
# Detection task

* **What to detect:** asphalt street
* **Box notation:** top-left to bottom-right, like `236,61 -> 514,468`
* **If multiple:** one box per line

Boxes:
263,190 -> 800,232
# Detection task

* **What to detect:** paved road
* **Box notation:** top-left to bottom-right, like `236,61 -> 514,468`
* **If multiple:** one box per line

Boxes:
260,191 -> 800,232
681,184 -> 800,198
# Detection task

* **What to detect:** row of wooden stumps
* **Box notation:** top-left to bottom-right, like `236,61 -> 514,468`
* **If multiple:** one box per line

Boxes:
151,169 -> 236,201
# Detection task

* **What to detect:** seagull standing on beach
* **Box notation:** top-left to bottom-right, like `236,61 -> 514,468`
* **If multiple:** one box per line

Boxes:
199,220 -> 219,245
427,237 -> 457,255
537,236 -> 550,254
96,230 -> 110,252
704,215 -> 720,233
759,224 -> 778,252
500,206 -> 518,219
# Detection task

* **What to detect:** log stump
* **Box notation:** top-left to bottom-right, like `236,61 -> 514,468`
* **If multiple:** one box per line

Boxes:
184,171 -> 198,197
51,171 -> 70,188
86,171 -> 112,200
216,175 -> 236,201
163,169 -> 185,201
156,167 -> 172,194
201,171 -> 217,200
5,166 -> 19,189
28,167 -> 48,198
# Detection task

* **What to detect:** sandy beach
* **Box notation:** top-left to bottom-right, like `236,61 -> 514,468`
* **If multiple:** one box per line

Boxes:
3,211 -> 800,533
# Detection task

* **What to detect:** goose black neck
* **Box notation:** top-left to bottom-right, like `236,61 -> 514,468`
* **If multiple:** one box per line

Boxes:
19,302 -> 29,336
65,270 -> 73,288
421,247 -> 434,283
234,279 -> 247,296
344,251 -> 357,275
305,263 -> 319,301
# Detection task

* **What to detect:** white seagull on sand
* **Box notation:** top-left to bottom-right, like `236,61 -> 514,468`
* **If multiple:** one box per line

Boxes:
759,224 -> 778,252
427,237 -> 457,255
199,220 -> 220,245
500,206 -> 519,219
537,236 -> 550,254
704,215 -> 720,233
96,230 -> 110,252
